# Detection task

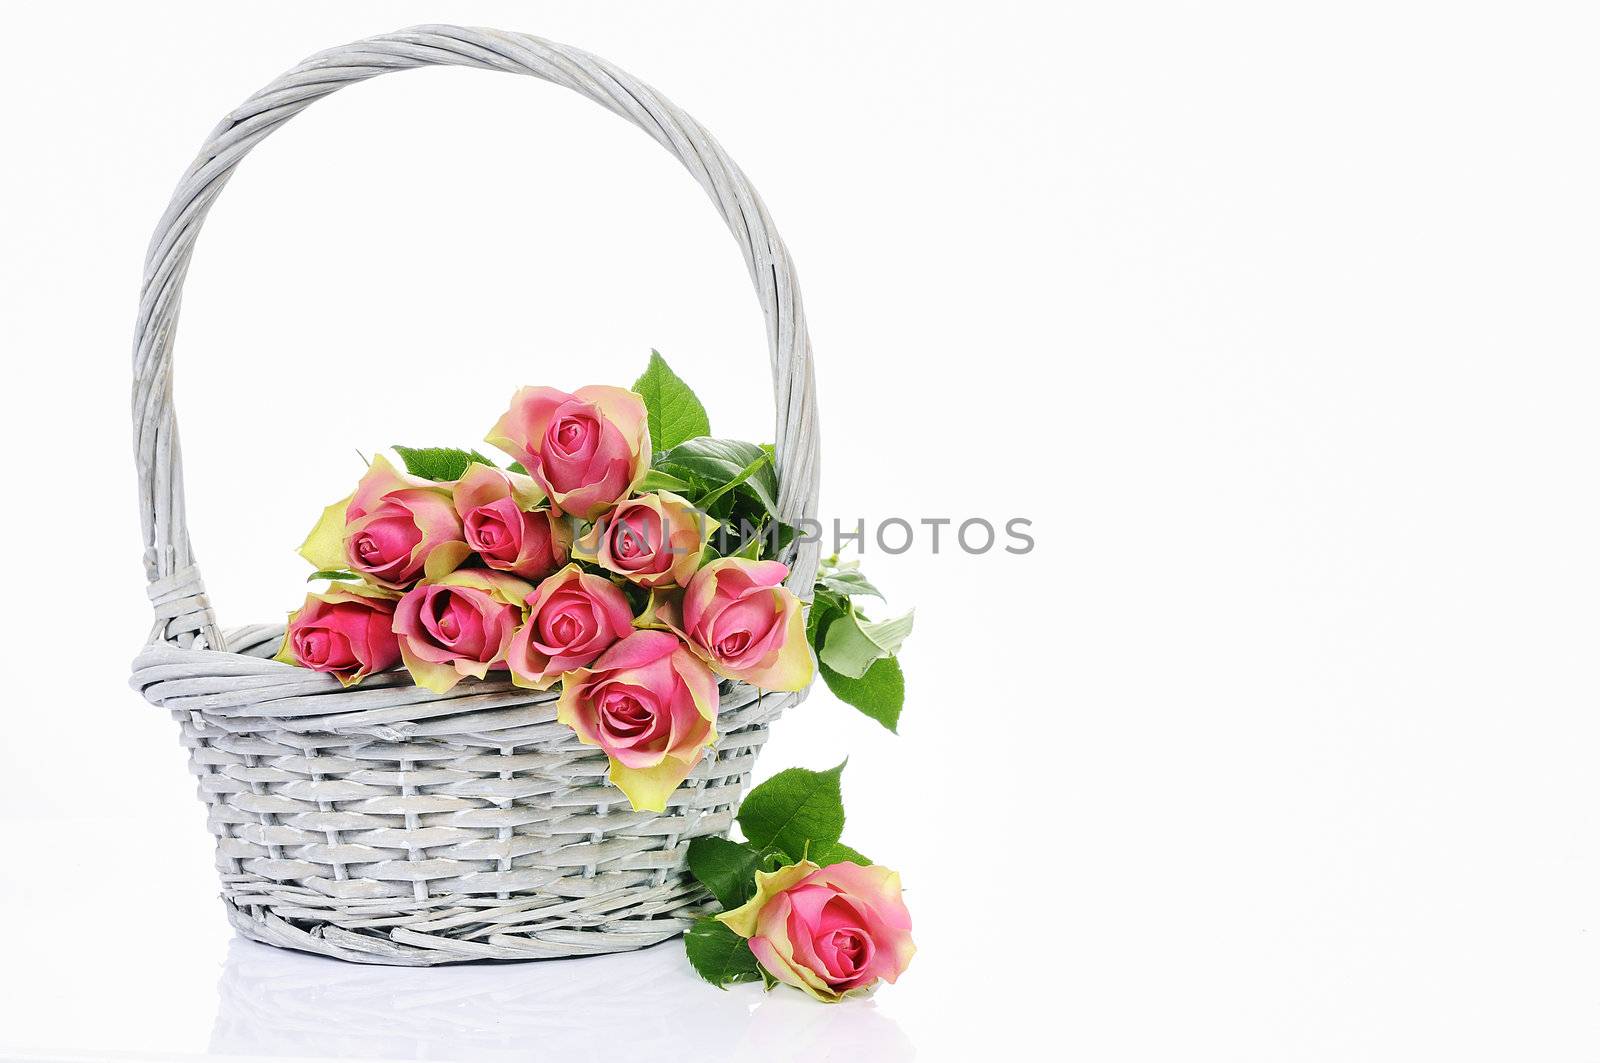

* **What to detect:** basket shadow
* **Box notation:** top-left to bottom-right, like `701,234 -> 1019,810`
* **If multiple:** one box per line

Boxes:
209,935 -> 912,1061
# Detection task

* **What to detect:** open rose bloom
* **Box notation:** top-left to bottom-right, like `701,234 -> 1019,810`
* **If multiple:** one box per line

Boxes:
274,585 -> 402,686
299,456 -> 470,589
557,630 -> 720,812
507,564 -> 634,690
574,491 -> 711,589
662,557 -> 813,690
392,569 -> 532,693
718,860 -> 915,1002
453,462 -> 569,580
486,385 -> 650,520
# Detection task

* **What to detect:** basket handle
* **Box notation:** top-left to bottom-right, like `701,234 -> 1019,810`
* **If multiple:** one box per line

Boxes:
132,25 -> 822,650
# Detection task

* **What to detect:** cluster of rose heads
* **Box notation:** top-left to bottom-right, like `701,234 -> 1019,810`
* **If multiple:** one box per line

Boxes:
719,860 -> 915,1002
278,385 -> 814,811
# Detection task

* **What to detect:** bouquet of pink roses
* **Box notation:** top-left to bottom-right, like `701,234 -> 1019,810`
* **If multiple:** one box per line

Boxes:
274,352 -> 916,999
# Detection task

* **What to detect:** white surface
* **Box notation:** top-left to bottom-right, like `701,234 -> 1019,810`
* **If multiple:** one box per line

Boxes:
2,1 -> 1599,1060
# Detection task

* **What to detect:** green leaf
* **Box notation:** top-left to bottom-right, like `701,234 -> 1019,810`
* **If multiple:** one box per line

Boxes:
721,516 -> 795,562
684,918 -> 763,988
633,350 -> 711,451
392,445 -> 496,482
807,591 -> 848,650
687,836 -> 765,909
819,608 -> 914,679
306,569 -> 362,583
738,763 -> 846,861
507,461 -> 527,475
811,840 -> 873,867
821,655 -> 904,733
697,450 -> 773,512
653,438 -> 780,516
816,564 -> 883,601
637,467 -> 695,494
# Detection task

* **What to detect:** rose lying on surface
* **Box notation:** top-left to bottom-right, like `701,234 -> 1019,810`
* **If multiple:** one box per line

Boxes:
660,558 -> 813,691
486,385 -> 650,521
453,463 -> 569,580
574,491 -> 710,588
507,564 -> 634,690
557,630 -> 720,812
274,585 -> 401,686
392,569 -> 533,693
717,860 -> 915,1003
300,456 -> 469,589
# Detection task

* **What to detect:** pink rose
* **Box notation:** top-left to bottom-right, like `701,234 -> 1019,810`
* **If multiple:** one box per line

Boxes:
392,570 -> 532,693
485,385 -> 650,520
663,558 -> 813,691
573,492 -> 711,589
299,456 -> 470,590
273,585 -> 401,686
556,630 -> 720,811
453,462 -> 570,580
506,564 -> 635,690
717,860 -> 915,1002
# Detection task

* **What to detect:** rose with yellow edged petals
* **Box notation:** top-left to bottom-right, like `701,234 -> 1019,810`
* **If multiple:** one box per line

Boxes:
661,558 -> 813,691
392,569 -> 532,693
486,385 -> 650,520
453,462 -> 570,581
506,564 -> 635,690
274,584 -> 401,686
717,860 -> 915,1002
573,492 -> 712,589
556,630 -> 720,812
299,455 -> 469,590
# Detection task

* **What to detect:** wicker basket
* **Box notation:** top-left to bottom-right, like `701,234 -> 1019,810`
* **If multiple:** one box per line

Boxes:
129,25 -> 820,966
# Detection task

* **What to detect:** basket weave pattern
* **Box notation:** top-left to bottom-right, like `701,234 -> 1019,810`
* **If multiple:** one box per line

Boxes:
130,26 -> 820,965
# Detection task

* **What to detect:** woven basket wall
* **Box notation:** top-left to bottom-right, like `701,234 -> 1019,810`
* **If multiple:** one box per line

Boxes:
130,25 -> 821,966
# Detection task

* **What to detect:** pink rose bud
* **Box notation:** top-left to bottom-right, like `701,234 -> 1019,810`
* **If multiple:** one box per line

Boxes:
664,558 -> 813,691
274,586 -> 402,686
507,564 -> 636,690
573,492 -> 711,589
717,860 -> 916,1002
485,385 -> 650,520
453,463 -> 570,581
298,456 -> 470,591
392,570 -> 532,693
556,630 -> 720,811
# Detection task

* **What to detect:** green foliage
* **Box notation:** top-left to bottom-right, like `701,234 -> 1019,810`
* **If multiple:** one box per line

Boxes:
737,763 -> 846,859
820,655 -> 904,733
807,589 -> 848,644
696,449 -> 773,511
808,560 -> 908,730
633,350 -> 712,450
684,918 -> 764,988
687,836 -> 767,909
729,518 -> 796,561
392,445 -> 495,481
816,561 -> 883,601
653,437 -> 780,517
819,607 -> 914,679
810,840 -> 873,866
636,467 -> 695,494
306,569 -> 361,583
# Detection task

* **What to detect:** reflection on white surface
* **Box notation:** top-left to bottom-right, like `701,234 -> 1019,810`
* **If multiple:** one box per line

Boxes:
209,937 -> 913,1062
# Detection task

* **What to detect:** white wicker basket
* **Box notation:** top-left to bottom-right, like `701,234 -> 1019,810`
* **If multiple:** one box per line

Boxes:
130,25 -> 820,965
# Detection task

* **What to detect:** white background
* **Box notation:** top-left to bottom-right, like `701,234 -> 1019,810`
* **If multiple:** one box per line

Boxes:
1,1 -> 1597,1060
